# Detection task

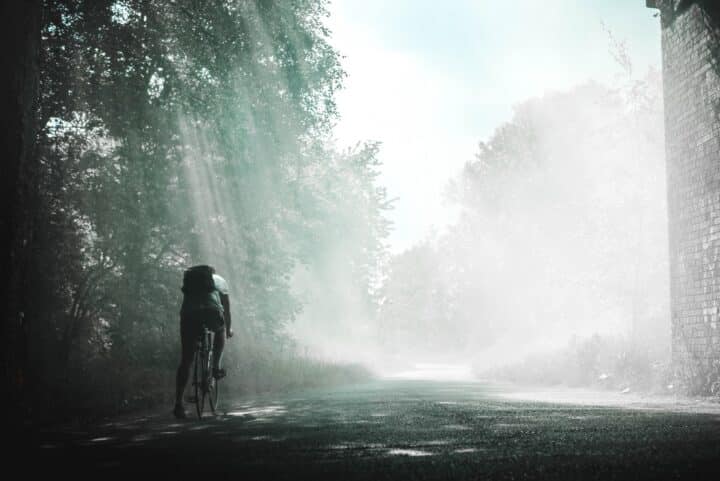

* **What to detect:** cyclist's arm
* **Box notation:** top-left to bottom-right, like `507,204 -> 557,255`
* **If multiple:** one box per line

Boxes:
220,293 -> 232,336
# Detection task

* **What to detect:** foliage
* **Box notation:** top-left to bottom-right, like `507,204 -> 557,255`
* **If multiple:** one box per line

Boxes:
27,0 -> 388,419
480,334 -> 673,394
378,71 -> 668,364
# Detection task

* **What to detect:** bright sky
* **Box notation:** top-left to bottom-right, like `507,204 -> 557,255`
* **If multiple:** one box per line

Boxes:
327,0 -> 662,253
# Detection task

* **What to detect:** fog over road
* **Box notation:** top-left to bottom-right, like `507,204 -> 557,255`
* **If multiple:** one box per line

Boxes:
22,380 -> 720,479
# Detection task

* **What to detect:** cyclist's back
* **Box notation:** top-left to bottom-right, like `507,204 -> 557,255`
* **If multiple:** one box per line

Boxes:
180,265 -> 227,329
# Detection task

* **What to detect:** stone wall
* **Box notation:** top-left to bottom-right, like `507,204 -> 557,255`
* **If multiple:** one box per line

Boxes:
654,0 -> 720,390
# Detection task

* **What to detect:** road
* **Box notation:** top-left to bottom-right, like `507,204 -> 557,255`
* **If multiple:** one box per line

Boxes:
18,380 -> 720,479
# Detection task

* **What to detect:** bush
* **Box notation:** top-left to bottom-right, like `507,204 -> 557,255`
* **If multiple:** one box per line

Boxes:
478,334 -> 673,394
22,342 -> 372,427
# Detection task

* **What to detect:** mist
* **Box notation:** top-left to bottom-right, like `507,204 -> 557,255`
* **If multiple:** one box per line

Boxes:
275,2 -> 670,389
11,1 -> 720,477
292,63 -> 669,387
8,0 -> 679,426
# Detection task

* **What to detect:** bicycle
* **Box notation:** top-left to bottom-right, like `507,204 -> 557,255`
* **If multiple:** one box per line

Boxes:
191,326 -> 220,419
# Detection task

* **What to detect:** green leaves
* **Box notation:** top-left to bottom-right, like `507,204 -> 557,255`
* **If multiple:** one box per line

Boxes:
34,0 -> 389,372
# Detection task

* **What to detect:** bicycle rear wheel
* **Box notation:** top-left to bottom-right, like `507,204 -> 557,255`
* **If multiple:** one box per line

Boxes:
194,330 -> 220,419
194,346 -> 207,419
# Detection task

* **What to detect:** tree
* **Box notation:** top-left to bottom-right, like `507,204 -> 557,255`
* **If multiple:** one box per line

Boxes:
0,0 -> 43,418
22,0 -> 389,417
379,73 -> 668,362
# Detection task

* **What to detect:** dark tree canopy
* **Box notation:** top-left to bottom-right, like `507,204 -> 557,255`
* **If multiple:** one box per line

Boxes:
13,0 -> 389,420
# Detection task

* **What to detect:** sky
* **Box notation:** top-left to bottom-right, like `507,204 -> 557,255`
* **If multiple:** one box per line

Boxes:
327,0 -> 662,253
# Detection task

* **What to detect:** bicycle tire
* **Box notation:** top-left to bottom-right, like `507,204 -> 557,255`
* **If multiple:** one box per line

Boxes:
194,329 -> 220,420
204,330 -> 219,416
194,346 -> 204,419
202,331 -> 211,417
201,330 -> 218,419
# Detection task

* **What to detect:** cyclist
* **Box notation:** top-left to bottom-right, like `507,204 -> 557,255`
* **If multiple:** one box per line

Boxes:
174,265 -> 233,419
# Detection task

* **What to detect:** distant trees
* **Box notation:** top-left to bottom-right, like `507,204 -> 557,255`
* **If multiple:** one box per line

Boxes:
23,0 -> 389,417
377,242 -> 460,357
378,72 -> 668,362
288,141 -> 392,359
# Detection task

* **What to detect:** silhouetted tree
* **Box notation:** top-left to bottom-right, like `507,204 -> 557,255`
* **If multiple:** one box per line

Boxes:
0,0 -> 43,420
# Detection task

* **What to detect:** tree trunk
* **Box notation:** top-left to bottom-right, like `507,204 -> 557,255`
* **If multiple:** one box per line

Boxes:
0,0 -> 42,419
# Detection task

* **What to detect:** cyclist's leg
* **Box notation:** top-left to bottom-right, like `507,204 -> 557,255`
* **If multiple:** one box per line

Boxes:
175,313 -> 199,408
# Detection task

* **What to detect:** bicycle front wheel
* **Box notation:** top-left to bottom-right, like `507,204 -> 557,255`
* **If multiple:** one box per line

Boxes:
207,350 -> 219,415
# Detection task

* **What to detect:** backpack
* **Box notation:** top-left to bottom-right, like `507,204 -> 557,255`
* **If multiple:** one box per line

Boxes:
181,265 -> 216,295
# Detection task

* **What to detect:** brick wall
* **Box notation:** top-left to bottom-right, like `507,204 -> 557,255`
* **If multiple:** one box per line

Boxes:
655,0 -> 720,388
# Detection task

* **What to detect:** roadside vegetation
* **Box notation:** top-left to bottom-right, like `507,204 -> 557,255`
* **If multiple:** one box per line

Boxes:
17,0 -> 386,424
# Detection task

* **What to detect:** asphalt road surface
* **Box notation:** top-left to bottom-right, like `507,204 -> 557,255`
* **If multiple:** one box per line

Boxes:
18,380 -> 720,479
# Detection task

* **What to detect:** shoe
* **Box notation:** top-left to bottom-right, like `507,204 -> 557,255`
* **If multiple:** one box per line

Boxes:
212,368 -> 226,380
173,403 -> 188,419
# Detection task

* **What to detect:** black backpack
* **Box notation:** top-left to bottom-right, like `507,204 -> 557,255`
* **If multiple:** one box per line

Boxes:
182,265 -> 215,295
